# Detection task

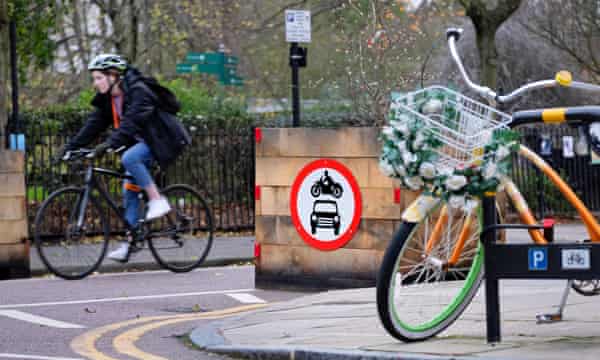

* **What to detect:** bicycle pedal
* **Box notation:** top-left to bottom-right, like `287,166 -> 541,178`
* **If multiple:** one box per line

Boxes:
536,313 -> 562,324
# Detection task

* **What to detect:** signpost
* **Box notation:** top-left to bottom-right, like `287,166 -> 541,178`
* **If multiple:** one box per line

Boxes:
176,51 -> 243,86
285,10 -> 310,127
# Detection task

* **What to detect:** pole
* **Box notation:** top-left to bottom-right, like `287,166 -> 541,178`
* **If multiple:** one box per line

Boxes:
9,19 -> 18,134
291,42 -> 300,127
482,193 -> 501,343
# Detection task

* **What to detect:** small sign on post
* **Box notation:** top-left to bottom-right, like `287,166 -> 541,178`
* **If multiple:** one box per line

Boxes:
285,10 -> 311,43
285,10 -> 310,128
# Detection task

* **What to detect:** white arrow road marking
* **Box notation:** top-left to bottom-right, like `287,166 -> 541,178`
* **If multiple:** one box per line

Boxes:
0,354 -> 83,360
0,310 -> 84,329
226,293 -> 266,304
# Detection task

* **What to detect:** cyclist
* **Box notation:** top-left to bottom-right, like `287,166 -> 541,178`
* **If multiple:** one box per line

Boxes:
61,54 -> 174,261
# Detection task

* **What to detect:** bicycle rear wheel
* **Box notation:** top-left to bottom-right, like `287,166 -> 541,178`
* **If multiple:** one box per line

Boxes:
148,184 -> 213,272
34,186 -> 109,280
376,200 -> 485,342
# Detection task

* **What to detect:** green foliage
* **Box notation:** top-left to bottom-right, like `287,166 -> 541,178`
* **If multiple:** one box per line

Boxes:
52,79 -> 254,126
74,88 -> 95,109
10,0 -> 56,80
27,77 -> 369,129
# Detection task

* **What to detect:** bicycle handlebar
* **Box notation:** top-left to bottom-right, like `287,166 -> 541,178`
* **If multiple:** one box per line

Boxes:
446,28 -> 600,104
62,145 -> 126,162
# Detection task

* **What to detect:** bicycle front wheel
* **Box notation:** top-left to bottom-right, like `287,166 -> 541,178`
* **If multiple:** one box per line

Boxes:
376,201 -> 484,342
148,184 -> 214,272
34,186 -> 109,280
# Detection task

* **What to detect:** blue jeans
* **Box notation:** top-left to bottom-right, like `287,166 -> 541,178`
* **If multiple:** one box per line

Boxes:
122,142 -> 155,228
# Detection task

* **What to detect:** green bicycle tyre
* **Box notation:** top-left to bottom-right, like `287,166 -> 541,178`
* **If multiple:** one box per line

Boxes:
376,202 -> 484,342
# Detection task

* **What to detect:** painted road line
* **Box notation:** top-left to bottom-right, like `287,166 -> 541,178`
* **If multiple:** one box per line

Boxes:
0,354 -> 83,360
72,316 -> 167,360
227,293 -> 267,304
5,265 -> 253,283
0,310 -> 84,329
0,288 -> 255,309
71,303 -> 268,360
113,303 -> 269,360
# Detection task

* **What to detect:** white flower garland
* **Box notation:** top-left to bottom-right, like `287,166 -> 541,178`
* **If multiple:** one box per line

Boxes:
380,90 -> 519,207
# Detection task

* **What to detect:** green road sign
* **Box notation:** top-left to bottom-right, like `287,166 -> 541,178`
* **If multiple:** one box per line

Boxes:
187,52 -> 239,66
179,52 -> 243,86
176,63 -> 195,73
177,63 -> 238,76
186,52 -> 223,64
224,56 -> 239,65
220,73 -> 244,86
223,67 -> 237,76
196,63 -> 225,75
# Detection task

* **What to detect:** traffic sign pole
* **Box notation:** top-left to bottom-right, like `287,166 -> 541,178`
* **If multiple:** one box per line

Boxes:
286,9 -> 310,127
291,42 -> 300,128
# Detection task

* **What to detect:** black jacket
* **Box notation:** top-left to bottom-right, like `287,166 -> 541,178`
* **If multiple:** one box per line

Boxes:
66,67 -> 181,167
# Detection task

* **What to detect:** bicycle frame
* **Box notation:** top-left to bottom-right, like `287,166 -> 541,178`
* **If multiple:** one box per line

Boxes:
402,142 -> 600,266
76,164 -> 137,232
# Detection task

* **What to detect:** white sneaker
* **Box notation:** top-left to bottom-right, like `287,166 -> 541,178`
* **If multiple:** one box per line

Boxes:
108,242 -> 130,262
145,196 -> 171,220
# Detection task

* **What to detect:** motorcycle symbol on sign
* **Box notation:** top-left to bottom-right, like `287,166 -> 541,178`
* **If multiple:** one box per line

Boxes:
310,170 -> 343,198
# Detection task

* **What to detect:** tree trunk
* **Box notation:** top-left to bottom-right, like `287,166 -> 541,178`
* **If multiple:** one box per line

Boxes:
57,0 -> 77,73
128,0 -> 138,63
0,0 -> 8,147
476,27 -> 497,89
72,0 -> 89,68
458,0 -> 522,88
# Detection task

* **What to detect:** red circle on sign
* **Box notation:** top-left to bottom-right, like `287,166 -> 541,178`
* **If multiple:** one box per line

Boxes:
290,159 -> 362,251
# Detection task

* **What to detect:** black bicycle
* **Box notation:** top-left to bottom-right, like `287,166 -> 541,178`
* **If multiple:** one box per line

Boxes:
33,149 -> 214,280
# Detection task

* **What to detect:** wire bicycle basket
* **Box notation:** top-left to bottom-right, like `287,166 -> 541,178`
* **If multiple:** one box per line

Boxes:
390,85 -> 512,172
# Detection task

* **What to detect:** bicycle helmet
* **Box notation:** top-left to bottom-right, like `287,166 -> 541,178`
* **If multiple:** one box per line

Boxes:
88,53 -> 128,73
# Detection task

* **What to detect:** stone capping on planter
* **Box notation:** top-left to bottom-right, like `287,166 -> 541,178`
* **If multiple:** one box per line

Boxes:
0,150 -> 30,278
255,127 -> 415,287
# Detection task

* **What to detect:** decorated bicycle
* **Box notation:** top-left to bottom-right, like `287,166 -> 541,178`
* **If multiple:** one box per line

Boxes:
376,28 -> 600,342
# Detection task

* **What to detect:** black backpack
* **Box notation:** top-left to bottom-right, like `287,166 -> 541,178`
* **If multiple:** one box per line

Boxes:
141,76 -> 181,114
138,76 -> 192,168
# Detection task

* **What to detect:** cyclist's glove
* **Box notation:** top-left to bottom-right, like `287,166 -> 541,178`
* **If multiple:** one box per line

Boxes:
92,142 -> 111,157
53,145 -> 70,163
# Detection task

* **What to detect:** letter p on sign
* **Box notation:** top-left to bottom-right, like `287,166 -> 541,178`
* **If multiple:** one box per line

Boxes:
529,248 -> 548,271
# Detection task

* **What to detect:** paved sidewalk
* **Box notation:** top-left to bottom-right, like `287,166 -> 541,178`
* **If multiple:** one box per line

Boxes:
29,236 -> 254,276
189,224 -> 600,360
192,280 -> 600,360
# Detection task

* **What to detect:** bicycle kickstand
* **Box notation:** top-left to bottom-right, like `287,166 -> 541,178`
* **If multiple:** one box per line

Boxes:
535,279 -> 573,324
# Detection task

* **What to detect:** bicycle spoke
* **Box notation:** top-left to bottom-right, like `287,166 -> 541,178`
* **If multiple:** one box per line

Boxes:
148,185 -> 213,272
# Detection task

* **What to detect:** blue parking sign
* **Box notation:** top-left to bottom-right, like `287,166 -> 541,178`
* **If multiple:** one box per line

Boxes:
529,248 -> 548,271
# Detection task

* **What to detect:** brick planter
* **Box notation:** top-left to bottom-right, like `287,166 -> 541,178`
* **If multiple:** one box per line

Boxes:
255,127 -> 416,288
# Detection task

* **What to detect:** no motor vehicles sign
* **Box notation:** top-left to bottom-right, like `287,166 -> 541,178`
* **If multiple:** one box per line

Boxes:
290,159 -> 362,251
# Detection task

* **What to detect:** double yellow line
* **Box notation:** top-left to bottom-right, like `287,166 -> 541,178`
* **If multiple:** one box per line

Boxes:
71,303 -> 267,360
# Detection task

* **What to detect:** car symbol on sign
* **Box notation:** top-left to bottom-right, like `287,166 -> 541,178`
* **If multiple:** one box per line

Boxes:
310,200 -> 341,236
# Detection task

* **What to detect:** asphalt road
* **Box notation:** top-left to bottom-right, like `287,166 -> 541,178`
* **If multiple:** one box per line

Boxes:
0,265 -> 308,360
